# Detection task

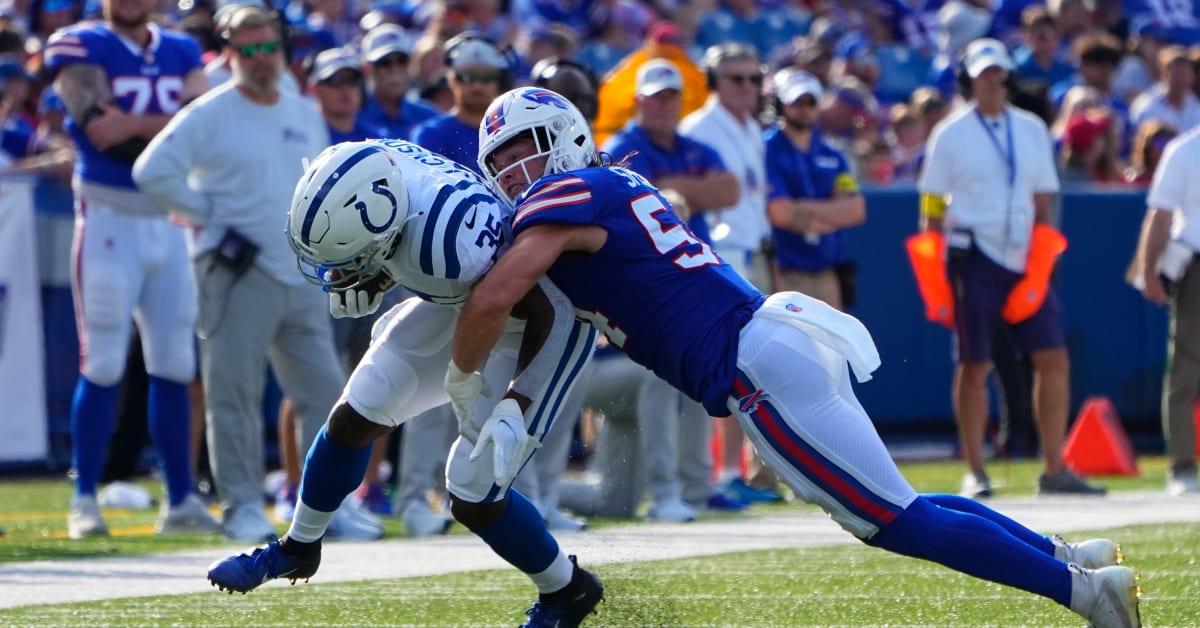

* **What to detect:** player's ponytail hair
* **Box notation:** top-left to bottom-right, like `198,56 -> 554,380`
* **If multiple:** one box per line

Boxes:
597,150 -> 634,170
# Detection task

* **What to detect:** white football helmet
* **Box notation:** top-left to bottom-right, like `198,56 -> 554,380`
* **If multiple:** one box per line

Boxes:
287,141 -> 411,289
477,86 -> 597,202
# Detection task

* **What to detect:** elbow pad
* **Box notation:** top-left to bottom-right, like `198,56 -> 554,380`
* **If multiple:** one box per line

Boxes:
81,103 -> 149,163
104,137 -> 150,163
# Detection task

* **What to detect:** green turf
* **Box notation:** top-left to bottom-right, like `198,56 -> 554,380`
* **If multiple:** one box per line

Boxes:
0,521 -> 1196,627
0,457 -> 1175,564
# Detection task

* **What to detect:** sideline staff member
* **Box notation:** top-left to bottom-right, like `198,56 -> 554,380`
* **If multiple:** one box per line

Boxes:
1136,127 -> 1200,496
918,39 -> 1104,499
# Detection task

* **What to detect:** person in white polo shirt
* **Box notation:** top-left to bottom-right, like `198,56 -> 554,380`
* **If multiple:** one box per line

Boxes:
919,38 -> 1105,499
679,43 -> 783,505
1135,127 -> 1200,496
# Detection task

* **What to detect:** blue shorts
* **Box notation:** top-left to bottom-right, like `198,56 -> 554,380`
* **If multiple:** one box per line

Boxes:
949,247 -> 1065,364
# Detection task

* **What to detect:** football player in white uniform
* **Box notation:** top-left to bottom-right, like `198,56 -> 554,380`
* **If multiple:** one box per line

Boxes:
206,139 -> 602,624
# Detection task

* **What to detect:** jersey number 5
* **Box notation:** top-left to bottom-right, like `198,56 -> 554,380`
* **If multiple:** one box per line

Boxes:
629,192 -> 720,269
112,76 -> 184,115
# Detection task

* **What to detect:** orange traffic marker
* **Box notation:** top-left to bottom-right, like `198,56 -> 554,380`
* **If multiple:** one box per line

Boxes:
1063,396 -> 1139,476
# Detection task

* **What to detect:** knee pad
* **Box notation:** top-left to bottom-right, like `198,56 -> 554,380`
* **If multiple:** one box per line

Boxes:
143,330 -> 197,384
82,354 -> 126,387
343,349 -> 420,428
446,435 -> 508,503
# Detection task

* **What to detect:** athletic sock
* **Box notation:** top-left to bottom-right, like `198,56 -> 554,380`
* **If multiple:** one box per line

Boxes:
70,377 -> 118,496
296,425 -> 372,512
925,493 -> 1056,556
472,489 -> 563,579
867,495 -> 1072,606
148,376 -> 192,507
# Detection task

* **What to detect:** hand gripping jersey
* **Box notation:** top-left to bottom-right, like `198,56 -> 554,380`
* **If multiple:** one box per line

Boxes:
512,166 -> 765,416
371,139 -> 511,306
44,22 -> 203,189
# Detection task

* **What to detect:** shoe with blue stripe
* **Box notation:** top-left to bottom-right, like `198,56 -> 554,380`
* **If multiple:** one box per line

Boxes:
207,538 -> 321,594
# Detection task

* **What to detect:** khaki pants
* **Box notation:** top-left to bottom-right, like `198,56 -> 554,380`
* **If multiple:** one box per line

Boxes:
775,268 -> 843,310
1165,258 -> 1200,478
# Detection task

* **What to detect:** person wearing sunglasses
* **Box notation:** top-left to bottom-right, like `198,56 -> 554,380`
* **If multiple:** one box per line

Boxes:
357,23 -> 436,142
309,47 -> 377,145
203,2 -> 300,95
43,0 -> 215,540
132,5 -> 374,544
680,43 -> 784,506
410,34 -> 509,175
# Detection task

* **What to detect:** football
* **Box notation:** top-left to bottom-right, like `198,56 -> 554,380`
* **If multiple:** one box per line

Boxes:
328,269 -> 396,295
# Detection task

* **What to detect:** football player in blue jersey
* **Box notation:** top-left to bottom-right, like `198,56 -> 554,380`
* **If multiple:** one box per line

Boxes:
44,0 -> 217,539
447,87 -> 1144,628
205,138 -> 603,628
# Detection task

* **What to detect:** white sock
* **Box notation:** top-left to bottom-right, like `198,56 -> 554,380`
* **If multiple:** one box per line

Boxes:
287,500 -> 336,543
529,551 -> 574,594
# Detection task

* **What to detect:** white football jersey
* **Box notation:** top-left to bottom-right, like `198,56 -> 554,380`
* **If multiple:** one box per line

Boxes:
372,139 -> 512,306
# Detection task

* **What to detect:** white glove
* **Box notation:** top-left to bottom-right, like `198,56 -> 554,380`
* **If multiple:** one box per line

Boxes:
445,361 -> 492,441
328,289 -> 385,319
468,398 -> 538,487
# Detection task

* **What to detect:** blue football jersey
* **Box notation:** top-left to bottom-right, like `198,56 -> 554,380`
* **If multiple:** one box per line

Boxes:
512,167 -> 765,416
602,123 -> 726,245
44,22 -> 202,189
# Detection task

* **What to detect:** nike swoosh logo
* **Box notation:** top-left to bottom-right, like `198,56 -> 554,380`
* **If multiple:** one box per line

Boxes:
464,207 -> 478,230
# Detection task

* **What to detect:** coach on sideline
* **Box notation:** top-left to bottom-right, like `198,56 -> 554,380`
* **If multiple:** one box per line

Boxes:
918,38 -> 1104,499
1135,126 -> 1200,497
132,5 -> 359,542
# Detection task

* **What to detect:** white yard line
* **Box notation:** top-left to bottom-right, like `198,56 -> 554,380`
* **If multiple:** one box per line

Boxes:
1,491 -> 1196,610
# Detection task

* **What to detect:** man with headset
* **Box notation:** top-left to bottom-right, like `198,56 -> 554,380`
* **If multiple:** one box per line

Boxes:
918,39 -> 1104,499
680,42 -> 781,505
411,33 -> 511,173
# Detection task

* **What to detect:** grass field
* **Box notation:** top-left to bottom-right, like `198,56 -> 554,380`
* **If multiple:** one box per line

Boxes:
1,457 -> 1196,626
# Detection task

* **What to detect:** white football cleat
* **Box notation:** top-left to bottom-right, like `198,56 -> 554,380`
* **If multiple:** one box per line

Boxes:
1054,535 -> 1123,569
156,494 -> 222,534
327,496 -> 384,541
646,497 -> 697,523
1070,564 -> 1142,628
401,499 -> 452,537
68,493 -> 109,540
222,503 -> 277,543
544,508 -> 587,533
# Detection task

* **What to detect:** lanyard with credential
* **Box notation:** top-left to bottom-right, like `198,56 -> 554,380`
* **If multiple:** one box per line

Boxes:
974,108 -> 1014,187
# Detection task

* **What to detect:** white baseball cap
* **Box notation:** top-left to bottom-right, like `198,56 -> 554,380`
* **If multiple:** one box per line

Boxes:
636,59 -> 683,97
775,68 -> 823,104
363,24 -> 414,63
310,47 -> 362,84
446,36 -> 507,70
963,38 -> 1014,79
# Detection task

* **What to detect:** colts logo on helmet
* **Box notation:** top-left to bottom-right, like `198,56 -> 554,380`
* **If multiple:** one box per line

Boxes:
353,178 -> 399,234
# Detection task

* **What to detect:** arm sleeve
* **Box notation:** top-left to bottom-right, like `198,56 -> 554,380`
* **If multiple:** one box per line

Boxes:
131,102 -> 213,221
